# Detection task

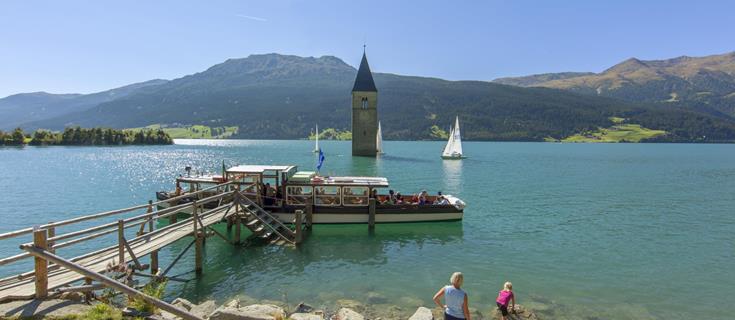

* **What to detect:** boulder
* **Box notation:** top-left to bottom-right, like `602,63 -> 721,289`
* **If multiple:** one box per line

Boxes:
408,307 -> 434,320
490,304 -> 538,320
335,308 -> 364,320
172,298 -> 195,311
209,304 -> 286,320
190,300 -> 217,319
58,291 -> 84,302
335,300 -> 366,314
290,312 -> 323,320
293,302 -> 314,314
225,299 -> 241,309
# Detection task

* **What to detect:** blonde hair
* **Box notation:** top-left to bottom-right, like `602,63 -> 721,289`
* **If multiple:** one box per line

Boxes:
450,272 -> 464,287
503,281 -> 513,291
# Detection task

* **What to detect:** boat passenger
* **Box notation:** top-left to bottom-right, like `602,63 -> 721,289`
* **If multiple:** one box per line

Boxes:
435,196 -> 449,205
175,185 -> 183,196
264,183 -> 275,206
396,193 -> 404,204
370,189 -> 377,199
496,282 -> 515,320
385,189 -> 396,205
419,190 -> 429,205
433,272 -> 471,320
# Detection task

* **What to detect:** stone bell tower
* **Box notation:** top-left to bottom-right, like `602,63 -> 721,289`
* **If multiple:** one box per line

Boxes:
351,51 -> 378,156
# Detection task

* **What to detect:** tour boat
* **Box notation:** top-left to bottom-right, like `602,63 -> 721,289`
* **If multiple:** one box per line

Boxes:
376,121 -> 384,154
313,124 -> 320,153
156,164 -> 465,224
442,116 -> 465,159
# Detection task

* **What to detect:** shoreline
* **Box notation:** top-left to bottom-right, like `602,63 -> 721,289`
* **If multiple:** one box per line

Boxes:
0,293 -> 542,320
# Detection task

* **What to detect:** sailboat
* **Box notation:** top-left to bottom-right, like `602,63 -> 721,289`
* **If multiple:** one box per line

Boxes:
313,124 -> 320,153
376,121 -> 384,154
441,116 -> 465,159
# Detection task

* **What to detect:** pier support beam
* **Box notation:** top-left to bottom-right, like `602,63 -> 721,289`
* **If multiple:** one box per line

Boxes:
234,215 -> 242,244
33,229 -> 48,298
368,198 -> 376,229
305,200 -> 313,229
117,220 -> 125,266
193,202 -> 202,275
148,201 -> 158,275
294,210 -> 303,244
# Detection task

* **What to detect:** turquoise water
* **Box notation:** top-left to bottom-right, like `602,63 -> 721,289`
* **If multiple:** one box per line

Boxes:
1,140 -> 734,319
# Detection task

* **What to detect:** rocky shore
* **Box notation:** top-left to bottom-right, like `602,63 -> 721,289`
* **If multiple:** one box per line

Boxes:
0,294 -> 541,320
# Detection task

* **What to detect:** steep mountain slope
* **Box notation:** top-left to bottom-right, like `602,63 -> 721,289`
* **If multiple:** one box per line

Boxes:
0,79 -> 168,130
494,72 -> 594,87
493,52 -> 735,117
16,53 -> 735,142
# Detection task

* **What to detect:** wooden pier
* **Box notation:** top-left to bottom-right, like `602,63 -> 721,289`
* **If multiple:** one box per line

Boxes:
0,182 -> 311,319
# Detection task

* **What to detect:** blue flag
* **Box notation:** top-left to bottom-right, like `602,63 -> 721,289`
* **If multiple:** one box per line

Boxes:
317,149 -> 325,171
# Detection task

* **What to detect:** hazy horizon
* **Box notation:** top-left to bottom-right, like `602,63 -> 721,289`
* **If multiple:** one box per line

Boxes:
1,0 -> 734,97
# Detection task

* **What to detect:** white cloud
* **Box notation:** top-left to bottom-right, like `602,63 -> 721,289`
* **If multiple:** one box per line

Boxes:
235,14 -> 267,22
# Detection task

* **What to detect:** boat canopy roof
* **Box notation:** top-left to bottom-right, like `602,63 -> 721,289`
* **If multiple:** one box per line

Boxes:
290,176 -> 389,187
227,165 -> 296,174
176,176 -> 223,184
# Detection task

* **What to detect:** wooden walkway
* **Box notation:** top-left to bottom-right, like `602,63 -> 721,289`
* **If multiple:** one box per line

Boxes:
0,203 -> 233,301
0,182 -> 310,317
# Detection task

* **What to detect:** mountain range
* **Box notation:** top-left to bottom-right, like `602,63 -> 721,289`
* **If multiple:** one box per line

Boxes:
494,52 -> 735,118
2,52 -> 735,142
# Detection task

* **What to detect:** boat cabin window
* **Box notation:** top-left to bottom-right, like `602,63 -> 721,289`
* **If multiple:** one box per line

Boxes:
315,186 -> 341,206
343,186 -> 368,206
286,186 -> 313,205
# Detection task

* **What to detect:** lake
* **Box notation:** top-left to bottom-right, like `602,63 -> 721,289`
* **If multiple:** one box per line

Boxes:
1,140 -> 733,319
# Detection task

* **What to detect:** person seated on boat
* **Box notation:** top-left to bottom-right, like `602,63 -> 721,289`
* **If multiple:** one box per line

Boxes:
435,196 -> 450,205
395,193 -> 405,204
263,183 -> 274,206
419,190 -> 429,205
369,189 -> 377,199
384,189 -> 397,205
175,185 -> 183,196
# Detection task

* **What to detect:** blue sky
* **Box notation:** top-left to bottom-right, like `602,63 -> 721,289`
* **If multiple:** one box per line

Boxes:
0,0 -> 733,97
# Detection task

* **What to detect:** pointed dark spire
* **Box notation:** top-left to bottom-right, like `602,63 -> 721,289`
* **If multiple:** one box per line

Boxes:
352,52 -> 377,92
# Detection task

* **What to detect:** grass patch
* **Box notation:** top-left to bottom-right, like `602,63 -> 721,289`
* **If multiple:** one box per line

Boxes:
129,124 -> 238,139
308,128 -> 352,140
562,124 -> 666,143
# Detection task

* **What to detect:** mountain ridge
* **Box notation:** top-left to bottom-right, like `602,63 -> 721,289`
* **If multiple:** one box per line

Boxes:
492,51 -> 735,117
4,53 -> 735,142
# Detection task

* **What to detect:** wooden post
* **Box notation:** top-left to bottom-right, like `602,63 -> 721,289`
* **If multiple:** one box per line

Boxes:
294,210 -> 303,244
234,215 -> 241,244
47,223 -> 55,254
305,199 -> 313,229
148,201 -> 159,275
33,228 -> 48,298
193,202 -> 202,275
368,198 -> 376,229
117,220 -> 125,266
84,277 -> 93,302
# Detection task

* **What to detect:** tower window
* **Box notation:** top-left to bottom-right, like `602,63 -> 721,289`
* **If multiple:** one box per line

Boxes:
362,97 -> 368,109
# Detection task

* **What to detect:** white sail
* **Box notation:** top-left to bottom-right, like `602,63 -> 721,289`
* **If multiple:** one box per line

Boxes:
376,121 -> 384,154
313,124 -> 320,153
452,116 -> 463,155
441,116 -> 463,159
442,125 -> 455,156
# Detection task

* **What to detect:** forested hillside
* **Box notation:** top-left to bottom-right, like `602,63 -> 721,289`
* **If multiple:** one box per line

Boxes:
6,53 -> 735,142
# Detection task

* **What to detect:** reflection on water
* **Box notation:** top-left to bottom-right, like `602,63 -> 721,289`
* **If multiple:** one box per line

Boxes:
441,160 -> 463,195
1,141 -> 734,320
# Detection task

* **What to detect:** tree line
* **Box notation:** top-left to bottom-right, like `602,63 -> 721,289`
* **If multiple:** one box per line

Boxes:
0,127 -> 173,146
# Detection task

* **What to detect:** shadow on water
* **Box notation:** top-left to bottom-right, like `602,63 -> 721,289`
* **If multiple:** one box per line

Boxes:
169,221 -> 464,299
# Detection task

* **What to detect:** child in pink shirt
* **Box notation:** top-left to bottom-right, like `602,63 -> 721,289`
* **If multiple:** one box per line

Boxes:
495,282 -> 515,319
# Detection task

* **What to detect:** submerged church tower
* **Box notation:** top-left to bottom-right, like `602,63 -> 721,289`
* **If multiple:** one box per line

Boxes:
351,51 -> 379,156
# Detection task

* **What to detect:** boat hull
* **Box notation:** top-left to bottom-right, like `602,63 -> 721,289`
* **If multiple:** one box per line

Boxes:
273,211 -> 462,224
157,201 -> 463,224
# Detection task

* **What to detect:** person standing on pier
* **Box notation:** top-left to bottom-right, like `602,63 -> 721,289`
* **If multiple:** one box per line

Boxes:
433,272 -> 471,320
